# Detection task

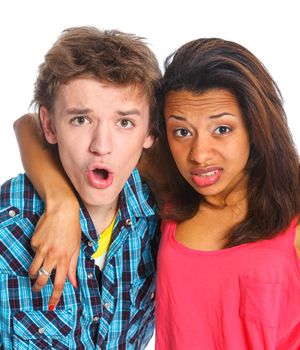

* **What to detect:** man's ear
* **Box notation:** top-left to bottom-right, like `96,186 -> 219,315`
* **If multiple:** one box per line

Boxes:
39,106 -> 57,144
143,133 -> 154,150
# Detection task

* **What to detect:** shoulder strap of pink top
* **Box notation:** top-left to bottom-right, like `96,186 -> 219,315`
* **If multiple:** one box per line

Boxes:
286,216 -> 299,247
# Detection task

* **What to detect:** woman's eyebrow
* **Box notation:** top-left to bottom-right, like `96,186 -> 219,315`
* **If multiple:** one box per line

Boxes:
167,112 -> 237,120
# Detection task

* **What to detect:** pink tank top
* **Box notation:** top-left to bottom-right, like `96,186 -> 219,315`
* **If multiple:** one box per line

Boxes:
155,218 -> 300,349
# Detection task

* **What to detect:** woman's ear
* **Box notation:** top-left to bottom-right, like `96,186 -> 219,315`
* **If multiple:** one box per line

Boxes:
39,106 -> 57,144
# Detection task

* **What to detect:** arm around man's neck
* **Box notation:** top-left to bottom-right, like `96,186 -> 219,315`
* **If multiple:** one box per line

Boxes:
14,113 -> 77,207
13,113 -> 81,309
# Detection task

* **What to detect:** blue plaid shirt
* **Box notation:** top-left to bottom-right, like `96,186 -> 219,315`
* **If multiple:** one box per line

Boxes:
0,169 -> 158,349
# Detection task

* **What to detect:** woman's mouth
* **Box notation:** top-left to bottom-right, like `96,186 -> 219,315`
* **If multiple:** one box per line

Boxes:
191,168 -> 222,187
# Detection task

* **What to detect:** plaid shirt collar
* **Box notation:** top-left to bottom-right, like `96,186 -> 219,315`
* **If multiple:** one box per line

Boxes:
79,167 -> 156,244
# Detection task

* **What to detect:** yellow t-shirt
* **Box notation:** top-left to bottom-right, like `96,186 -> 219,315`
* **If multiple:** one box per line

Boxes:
92,216 -> 116,270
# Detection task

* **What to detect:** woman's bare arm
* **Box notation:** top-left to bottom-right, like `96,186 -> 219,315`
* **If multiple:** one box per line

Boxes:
14,114 -> 81,309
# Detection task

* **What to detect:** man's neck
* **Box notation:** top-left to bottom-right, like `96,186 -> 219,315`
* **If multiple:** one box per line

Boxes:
85,199 -> 118,234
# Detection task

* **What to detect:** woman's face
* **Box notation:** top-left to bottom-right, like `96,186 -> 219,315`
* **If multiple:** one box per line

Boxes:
164,88 -> 250,203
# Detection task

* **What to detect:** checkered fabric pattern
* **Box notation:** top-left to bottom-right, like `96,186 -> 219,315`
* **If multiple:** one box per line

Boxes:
0,169 -> 158,349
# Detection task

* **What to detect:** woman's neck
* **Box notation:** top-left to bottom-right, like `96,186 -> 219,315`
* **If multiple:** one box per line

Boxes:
175,196 -> 248,251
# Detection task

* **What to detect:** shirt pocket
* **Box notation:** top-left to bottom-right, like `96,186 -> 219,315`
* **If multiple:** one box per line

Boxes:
0,211 -> 41,276
239,275 -> 282,328
130,274 -> 155,311
12,309 -> 72,350
0,206 -> 21,226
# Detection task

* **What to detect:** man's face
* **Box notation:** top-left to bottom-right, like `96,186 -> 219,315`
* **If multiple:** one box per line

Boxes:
40,78 -> 153,213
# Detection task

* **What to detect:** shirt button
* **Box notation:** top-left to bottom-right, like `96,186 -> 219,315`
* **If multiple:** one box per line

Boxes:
8,209 -> 16,218
87,273 -> 93,279
125,218 -> 132,226
93,316 -> 99,322
104,302 -> 110,309
150,292 -> 155,300
38,327 -> 45,334
88,241 -> 94,247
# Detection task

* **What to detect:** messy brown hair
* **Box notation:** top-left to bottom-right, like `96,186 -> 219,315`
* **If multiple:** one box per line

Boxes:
155,38 -> 300,247
33,26 -> 161,136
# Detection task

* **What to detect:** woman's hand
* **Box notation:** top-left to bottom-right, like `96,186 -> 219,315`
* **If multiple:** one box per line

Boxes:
29,198 -> 81,310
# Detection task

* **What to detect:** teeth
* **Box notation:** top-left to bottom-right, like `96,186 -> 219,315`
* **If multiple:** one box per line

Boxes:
200,170 -> 217,177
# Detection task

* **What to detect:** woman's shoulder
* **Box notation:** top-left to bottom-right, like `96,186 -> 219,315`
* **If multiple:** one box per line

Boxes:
161,208 -> 177,234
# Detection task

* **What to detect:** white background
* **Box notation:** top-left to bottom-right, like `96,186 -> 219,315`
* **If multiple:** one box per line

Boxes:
0,1 -> 299,348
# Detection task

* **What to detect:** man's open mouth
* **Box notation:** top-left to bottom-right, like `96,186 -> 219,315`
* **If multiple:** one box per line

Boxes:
93,168 -> 109,180
86,165 -> 114,189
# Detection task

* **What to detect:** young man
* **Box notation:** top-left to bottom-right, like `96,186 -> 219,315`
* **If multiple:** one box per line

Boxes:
0,26 -> 161,349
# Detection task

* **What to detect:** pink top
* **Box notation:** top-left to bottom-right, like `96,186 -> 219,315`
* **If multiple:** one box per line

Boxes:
155,218 -> 300,349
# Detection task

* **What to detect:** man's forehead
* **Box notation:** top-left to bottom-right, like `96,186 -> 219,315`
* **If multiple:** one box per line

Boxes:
52,78 -> 150,118
56,79 -> 148,103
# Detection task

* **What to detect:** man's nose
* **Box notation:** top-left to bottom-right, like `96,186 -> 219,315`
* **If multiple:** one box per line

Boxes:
89,125 -> 112,156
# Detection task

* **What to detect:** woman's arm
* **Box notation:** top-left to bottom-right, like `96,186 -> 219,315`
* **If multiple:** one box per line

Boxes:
14,114 -> 81,309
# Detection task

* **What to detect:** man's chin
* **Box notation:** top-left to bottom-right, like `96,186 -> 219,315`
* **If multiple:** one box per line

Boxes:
79,188 -> 120,209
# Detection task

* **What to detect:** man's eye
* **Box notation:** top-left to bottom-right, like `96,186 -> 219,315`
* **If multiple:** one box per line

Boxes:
215,126 -> 231,134
71,116 -> 89,125
119,119 -> 134,128
174,128 -> 191,137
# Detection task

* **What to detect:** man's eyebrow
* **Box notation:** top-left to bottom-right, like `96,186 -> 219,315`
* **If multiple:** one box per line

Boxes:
65,108 -> 93,115
168,112 -> 237,120
65,108 -> 142,116
117,109 -> 141,116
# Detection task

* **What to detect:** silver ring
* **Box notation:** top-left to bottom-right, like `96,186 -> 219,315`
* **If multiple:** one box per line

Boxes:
38,266 -> 51,277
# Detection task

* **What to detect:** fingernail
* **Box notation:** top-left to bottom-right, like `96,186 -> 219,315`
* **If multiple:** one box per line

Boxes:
48,304 -> 55,311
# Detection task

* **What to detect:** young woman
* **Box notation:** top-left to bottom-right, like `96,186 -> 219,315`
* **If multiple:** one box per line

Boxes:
14,38 -> 300,348
154,38 -> 300,349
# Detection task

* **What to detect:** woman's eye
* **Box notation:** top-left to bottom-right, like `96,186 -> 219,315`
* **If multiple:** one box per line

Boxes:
215,126 -> 231,134
174,128 -> 191,137
71,116 -> 89,125
118,119 -> 134,128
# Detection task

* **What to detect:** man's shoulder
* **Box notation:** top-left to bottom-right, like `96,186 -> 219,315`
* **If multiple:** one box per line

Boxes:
122,168 -> 157,217
0,173 -> 44,215
0,174 -> 42,271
